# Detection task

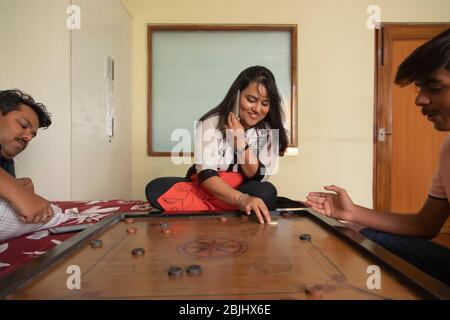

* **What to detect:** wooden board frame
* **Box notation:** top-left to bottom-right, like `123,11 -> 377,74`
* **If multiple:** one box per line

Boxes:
1,209 -> 448,299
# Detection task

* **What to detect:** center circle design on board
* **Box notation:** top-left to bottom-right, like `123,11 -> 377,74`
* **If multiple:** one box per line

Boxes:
179,237 -> 248,259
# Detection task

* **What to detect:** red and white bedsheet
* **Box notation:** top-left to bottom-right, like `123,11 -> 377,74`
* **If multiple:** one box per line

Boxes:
0,200 -> 153,278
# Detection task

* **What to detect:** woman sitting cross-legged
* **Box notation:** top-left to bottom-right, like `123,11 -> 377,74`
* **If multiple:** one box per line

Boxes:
145,66 -> 288,224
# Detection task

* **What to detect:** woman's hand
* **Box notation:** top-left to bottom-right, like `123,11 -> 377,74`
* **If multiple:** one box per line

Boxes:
238,194 -> 271,224
225,112 -> 246,150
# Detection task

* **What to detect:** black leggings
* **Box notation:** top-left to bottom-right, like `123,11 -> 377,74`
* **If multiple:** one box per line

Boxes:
360,228 -> 450,285
145,177 -> 277,212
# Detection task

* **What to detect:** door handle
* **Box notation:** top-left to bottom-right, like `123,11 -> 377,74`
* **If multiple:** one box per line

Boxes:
378,128 -> 392,142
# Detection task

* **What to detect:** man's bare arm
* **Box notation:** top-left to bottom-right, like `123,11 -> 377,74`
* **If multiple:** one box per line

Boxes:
0,168 -> 53,223
351,197 -> 449,238
307,185 -> 449,238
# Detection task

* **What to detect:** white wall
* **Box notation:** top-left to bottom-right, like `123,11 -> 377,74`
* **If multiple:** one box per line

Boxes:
71,0 -> 132,200
0,0 -> 72,201
0,0 -> 132,201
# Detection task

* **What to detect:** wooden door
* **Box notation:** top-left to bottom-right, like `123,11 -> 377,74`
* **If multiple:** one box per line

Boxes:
374,24 -> 450,233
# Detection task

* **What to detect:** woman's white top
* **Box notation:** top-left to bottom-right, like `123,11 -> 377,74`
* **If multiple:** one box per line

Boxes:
194,114 -> 280,182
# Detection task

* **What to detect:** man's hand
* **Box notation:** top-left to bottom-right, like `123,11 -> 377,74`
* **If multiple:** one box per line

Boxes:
1,169 -> 52,224
11,190 -> 53,224
306,185 -> 357,221
239,195 -> 271,224
16,177 -> 35,193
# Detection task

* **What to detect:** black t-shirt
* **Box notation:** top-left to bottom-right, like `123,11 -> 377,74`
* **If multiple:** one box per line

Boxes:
0,145 -> 15,177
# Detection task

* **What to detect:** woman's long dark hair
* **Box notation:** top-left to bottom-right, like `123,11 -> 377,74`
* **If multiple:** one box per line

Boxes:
199,66 -> 288,155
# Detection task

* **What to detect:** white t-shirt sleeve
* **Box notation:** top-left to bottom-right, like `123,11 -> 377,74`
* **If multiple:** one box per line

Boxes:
194,117 -> 220,173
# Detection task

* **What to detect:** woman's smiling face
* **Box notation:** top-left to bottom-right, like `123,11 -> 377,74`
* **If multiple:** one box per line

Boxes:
238,81 -> 270,128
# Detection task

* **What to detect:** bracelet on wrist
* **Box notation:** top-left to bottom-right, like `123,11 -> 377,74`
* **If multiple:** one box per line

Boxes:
236,193 -> 249,210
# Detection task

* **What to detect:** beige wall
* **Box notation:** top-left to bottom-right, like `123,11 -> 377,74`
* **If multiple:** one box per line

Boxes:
0,0 -> 72,200
71,0 -> 133,200
123,0 -> 450,206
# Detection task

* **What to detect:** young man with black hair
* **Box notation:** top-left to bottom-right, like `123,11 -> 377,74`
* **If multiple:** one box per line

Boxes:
0,89 -> 66,241
307,28 -> 450,285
